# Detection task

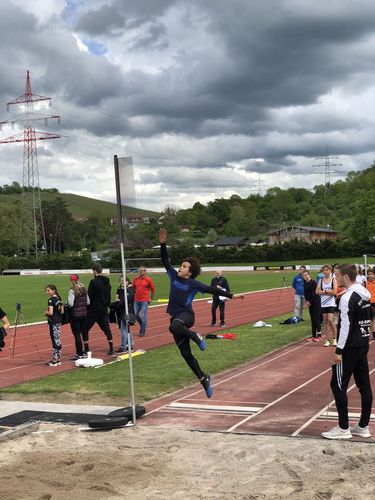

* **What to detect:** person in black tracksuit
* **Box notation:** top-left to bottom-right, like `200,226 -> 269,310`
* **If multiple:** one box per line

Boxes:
322,264 -> 373,440
302,270 -> 321,341
83,263 -> 114,356
159,228 -> 243,399
210,270 -> 230,327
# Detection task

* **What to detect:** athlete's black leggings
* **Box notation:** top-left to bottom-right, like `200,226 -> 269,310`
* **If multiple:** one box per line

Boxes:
169,310 -> 204,380
330,345 -> 373,429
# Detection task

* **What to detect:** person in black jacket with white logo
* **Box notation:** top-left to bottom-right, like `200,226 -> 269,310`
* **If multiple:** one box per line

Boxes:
210,270 -> 230,327
83,263 -> 114,356
322,264 -> 373,440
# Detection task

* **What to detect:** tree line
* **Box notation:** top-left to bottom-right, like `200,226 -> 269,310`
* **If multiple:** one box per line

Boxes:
0,163 -> 375,268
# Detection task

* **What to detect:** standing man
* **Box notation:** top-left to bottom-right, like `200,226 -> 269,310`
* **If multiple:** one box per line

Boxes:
133,266 -> 156,337
83,263 -> 115,356
210,270 -> 230,327
292,265 -> 306,319
322,264 -> 373,440
0,306 -> 10,351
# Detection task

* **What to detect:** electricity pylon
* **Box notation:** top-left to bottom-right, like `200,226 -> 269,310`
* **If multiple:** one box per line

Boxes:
0,70 -> 60,256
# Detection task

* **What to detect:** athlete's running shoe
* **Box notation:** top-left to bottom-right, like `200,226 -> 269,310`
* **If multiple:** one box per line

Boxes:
349,423 -> 371,438
333,338 -> 337,346
324,340 -> 331,347
305,337 -> 314,342
321,425 -> 352,440
201,373 -> 213,398
192,332 -> 206,351
47,359 -> 61,367
313,337 -> 322,342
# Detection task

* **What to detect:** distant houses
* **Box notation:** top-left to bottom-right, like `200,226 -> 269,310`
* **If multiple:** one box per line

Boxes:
268,225 -> 337,244
110,215 -> 150,229
213,237 -> 265,249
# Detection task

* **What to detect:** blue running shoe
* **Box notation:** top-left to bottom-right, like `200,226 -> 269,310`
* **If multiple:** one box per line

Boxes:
192,332 -> 206,351
201,373 -> 213,398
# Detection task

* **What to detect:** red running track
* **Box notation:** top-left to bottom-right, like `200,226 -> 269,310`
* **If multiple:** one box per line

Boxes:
0,287 -> 293,388
3,286 -> 374,440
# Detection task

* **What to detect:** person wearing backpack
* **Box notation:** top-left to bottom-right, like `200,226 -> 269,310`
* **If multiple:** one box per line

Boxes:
67,274 -> 90,360
316,265 -> 337,347
44,284 -> 63,366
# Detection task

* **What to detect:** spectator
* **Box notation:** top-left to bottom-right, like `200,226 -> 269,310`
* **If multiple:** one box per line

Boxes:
133,266 -> 156,337
67,274 -> 90,360
322,264 -> 373,440
302,270 -> 321,342
365,267 -> 375,339
356,265 -> 367,287
45,284 -> 63,366
116,276 -> 135,353
83,263 -> 114,356
316,265 -> 337,347
292,265 -> 306,318
0,307 -> 10,351
210,270 -> 230,327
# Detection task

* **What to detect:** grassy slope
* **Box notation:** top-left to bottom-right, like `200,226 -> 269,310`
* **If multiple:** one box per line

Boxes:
0,191 -> 159,219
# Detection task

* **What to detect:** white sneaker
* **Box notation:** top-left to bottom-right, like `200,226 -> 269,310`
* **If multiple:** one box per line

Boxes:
324,340 -> 331,347
321,425 -> 352,440
350,423 -> 371,438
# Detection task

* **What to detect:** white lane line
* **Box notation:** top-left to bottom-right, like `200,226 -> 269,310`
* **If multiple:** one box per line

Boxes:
292,365 -> 375,436
225,365 -> 332,433
166,402 -> 263,414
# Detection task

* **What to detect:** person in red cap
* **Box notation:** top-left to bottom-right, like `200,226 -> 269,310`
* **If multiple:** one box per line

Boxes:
67,274 -> 90,359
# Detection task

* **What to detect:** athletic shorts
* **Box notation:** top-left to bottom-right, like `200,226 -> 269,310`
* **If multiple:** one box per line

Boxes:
321,306 -> 336,315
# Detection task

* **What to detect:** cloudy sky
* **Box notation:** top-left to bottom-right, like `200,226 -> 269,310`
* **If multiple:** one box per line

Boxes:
1,0 -> 375,212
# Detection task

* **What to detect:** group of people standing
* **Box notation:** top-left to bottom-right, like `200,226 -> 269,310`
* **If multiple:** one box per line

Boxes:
292,263 -> 375,346
44,264 -> 156,367
293,262 -> 375,440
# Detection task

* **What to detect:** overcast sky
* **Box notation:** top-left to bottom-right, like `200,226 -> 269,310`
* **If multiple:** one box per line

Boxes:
1,0 -> 375,212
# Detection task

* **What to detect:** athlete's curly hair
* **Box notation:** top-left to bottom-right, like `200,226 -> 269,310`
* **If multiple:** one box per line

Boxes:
184,257 -> 201,279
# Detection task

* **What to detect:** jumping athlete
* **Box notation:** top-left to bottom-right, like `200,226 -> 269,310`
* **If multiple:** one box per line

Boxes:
159,228 -> 244,398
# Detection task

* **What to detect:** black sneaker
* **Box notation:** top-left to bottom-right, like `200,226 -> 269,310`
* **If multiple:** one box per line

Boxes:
81,351 -> 88,358
47,359 -> 61,367
70,355 -> 83,361
192,332 -> 206,351
107,349 -> 116,356
200,373 -> 213,398
210,323 -> 216,327
220,323 -> 226,327
116,348 -> 127,353
139,331 -> 146,337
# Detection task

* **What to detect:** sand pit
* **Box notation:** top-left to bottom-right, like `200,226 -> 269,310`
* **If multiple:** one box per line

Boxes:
1,422 -> 375,499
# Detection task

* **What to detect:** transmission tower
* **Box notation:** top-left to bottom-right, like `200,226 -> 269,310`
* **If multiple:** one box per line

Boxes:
0,70 -> 60,256
312,147 -> 344,194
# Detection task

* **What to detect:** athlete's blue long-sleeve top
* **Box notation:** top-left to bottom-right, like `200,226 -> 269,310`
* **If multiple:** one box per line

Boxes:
160,243 -> 233,317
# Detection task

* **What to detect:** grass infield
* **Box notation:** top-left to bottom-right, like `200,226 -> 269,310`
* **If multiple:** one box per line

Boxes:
1,312 -> 310,403
0,270 -> 296,324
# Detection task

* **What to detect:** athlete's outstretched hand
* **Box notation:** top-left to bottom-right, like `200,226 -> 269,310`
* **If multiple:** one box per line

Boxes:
159,227 -> 167,244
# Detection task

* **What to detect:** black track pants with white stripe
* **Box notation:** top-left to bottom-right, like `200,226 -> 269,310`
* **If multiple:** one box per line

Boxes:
330,344 -> 373,429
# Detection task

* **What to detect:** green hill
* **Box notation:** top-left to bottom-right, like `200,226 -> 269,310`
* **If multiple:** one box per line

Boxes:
0,190 -> 159,220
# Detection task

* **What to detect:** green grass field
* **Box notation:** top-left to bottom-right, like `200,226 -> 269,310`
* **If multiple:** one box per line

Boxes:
1,312 -> 309,402
0,270 -> 295,323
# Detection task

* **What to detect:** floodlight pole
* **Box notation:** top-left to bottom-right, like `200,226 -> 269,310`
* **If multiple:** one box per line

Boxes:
114,154 -> 136,425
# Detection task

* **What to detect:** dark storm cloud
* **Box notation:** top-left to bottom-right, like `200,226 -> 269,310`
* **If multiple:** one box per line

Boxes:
75,0 -> 174,36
